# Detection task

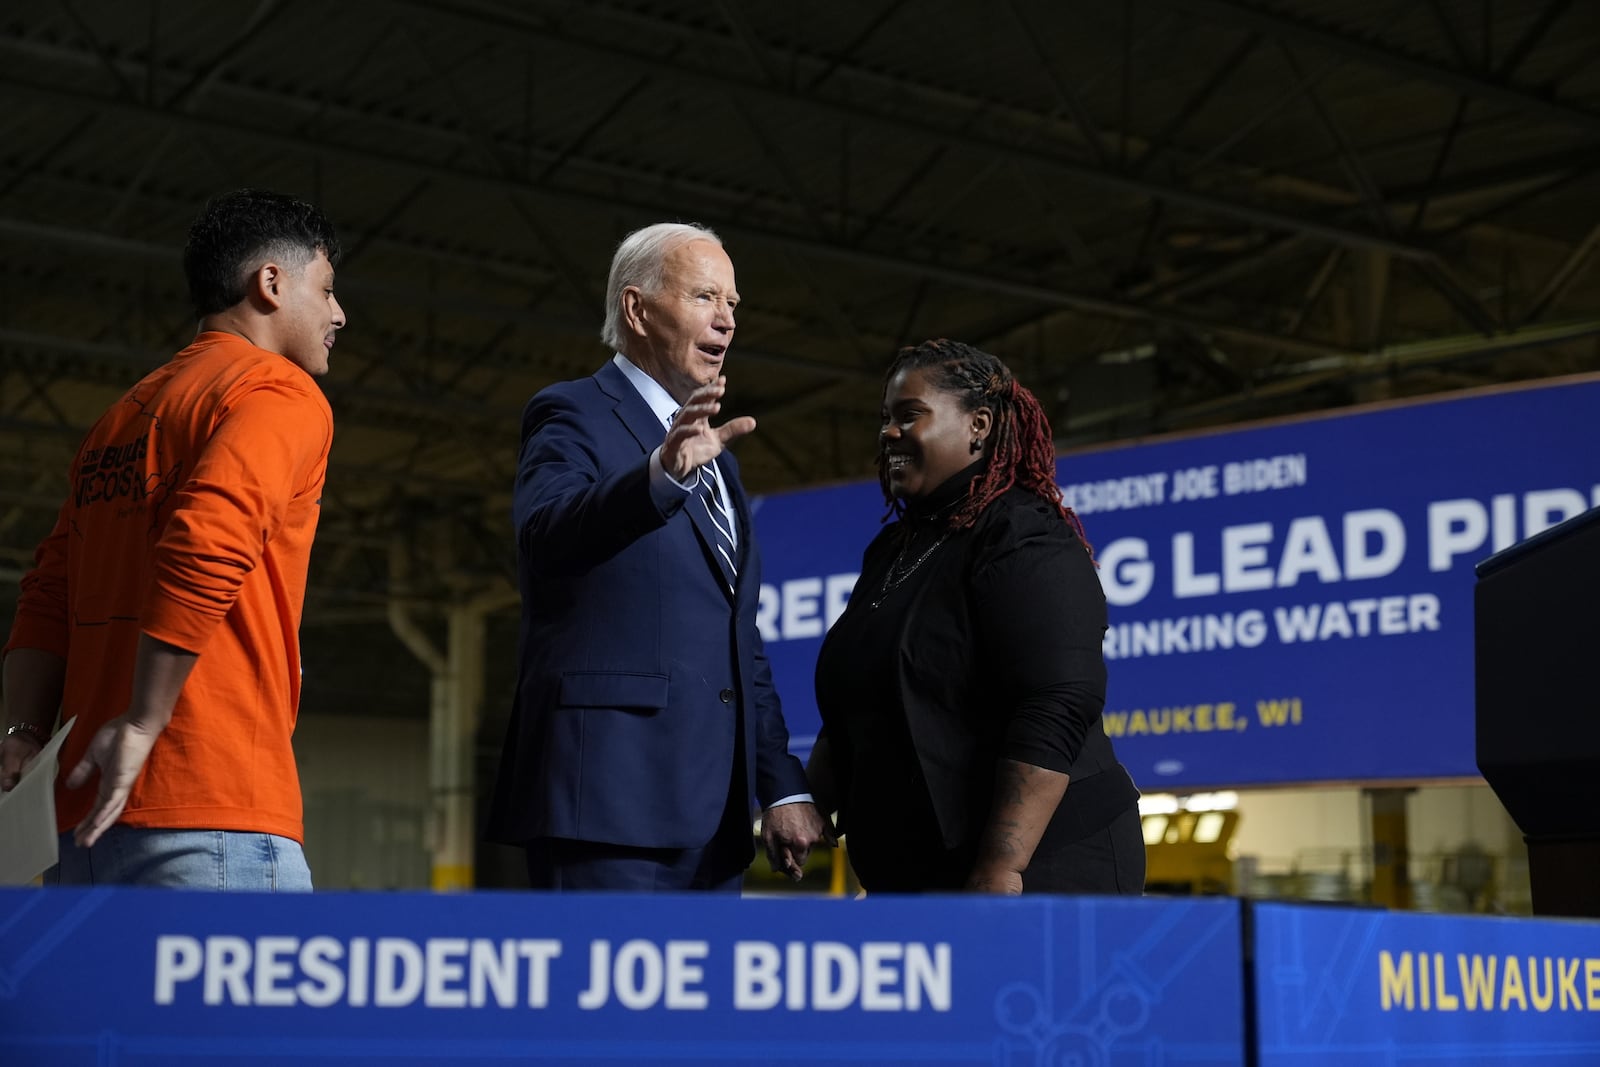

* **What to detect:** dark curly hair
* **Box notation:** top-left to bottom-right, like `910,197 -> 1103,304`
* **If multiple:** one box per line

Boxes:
879,338 -> 1092,557
183,189 -> 342,317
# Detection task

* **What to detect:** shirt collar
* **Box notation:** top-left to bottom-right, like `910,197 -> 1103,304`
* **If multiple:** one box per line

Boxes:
612,353 -> 678,429
903,457 -> 987,523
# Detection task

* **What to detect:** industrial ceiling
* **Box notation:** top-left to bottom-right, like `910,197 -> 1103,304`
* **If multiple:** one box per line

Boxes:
3,0 -> 1599,719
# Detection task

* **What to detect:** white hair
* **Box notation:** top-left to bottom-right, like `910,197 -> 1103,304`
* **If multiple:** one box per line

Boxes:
600,221 -> 722,353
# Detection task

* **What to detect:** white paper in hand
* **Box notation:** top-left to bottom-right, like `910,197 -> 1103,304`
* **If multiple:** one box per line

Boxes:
0,716 -> 76,885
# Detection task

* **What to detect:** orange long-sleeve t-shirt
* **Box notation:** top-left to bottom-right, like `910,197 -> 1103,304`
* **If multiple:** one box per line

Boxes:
5,332 -> 333,840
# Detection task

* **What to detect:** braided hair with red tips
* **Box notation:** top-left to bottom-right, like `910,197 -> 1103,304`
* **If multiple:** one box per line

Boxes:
878,339 -> 1094,558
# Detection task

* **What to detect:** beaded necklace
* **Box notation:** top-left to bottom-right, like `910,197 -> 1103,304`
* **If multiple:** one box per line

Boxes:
867,497 -> 961,610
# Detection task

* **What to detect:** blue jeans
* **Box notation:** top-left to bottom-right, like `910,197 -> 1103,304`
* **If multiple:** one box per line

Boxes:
46,827 -> 313,891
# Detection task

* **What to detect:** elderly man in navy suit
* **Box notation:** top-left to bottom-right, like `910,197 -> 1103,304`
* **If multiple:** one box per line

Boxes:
487,221 -> 830,891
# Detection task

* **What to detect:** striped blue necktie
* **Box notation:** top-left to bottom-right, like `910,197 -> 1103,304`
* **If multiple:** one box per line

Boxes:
667,409 -> 738,591
697,465 -> 738,590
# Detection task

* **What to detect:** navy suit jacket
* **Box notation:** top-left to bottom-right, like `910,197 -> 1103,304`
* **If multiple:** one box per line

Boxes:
486,359 -> 810,855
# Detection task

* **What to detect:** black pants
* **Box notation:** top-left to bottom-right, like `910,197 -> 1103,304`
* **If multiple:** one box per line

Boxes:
1023,805 -> 1146,895
854,804 -> 1146,895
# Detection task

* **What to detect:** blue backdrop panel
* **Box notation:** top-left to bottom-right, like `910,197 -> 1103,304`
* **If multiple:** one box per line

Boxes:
1253,902 -> 1600,1066
751,376 -> 1600,788
0,888 -> 1243,1066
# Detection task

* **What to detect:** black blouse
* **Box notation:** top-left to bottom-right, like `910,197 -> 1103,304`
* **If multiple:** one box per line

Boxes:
813,464 -> 1138,891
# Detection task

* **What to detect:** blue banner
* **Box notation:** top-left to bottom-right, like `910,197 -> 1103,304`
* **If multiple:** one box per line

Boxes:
0,888 -> 1243,1065
1253,901 -> 1600,1065
752,376 -> 1600,788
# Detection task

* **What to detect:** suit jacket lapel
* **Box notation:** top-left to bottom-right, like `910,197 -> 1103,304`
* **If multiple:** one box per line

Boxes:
596,360 -> 668,455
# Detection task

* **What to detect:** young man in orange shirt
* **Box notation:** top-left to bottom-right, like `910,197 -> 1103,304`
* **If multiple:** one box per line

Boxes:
0,189 -> 346,888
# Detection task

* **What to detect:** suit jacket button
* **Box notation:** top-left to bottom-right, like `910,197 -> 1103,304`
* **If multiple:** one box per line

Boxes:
719,688 -> 734,703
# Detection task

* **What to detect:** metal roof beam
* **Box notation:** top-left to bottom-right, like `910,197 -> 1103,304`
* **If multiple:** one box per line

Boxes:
384,7 -> 1437,260
0,83 -> 1359,362
1152,0 -> 1600,135
0,29 -> 1531,263
5,16 -> 1578,264
1062,319 -> 1600,436
1521,221 -> 1600,325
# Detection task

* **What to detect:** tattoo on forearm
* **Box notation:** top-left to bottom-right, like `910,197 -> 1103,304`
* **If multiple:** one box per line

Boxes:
977,759 -> 1070,869
998,766 -> 1025,808
987,825 -> 1025,861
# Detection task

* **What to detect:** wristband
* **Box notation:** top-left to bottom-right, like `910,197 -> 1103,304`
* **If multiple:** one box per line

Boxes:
4,721 -> 48,747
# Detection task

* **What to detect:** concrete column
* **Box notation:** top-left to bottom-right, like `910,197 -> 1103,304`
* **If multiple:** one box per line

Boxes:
428,603 -> 485,891
387,537 -> 495,892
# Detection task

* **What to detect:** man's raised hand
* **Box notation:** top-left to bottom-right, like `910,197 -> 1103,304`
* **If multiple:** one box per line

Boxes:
662,377 -> 755,481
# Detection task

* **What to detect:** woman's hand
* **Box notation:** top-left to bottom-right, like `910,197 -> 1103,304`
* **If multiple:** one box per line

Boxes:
966,864 -> 1024,895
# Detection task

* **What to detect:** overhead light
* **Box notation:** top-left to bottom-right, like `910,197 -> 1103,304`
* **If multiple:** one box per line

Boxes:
1096,343 -> 1157,365
1185,791 -> 1239,812
1138,791 -> 1238,815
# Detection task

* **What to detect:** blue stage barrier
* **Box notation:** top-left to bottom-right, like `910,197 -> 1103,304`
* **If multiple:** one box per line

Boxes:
0,888 -> 1243,1066
1252,901 -> 1600,1065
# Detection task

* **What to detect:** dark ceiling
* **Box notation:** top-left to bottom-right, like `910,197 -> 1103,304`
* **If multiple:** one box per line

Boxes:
4,0 -> 1599,712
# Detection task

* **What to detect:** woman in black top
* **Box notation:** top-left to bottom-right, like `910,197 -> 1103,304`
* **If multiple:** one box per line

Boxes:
809,339 -> 1144,895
